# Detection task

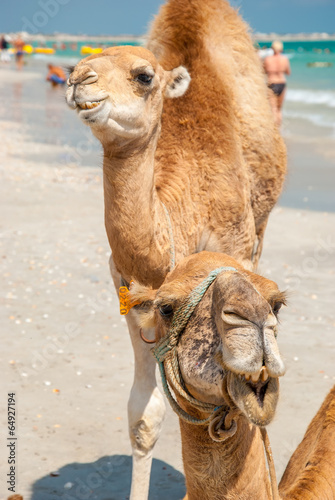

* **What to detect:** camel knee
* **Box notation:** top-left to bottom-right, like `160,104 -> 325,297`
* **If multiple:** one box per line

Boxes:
129,409 -> 165,455
130,418 -> 161,455
128,388 -> 166,455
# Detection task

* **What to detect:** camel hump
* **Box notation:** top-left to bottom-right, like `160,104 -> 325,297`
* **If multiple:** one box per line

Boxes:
147,0 -> 249,68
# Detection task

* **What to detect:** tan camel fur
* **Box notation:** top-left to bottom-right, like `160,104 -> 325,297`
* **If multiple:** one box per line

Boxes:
279,384 -> 335,499
131,251 -> 335,500
65,1 -> 286,497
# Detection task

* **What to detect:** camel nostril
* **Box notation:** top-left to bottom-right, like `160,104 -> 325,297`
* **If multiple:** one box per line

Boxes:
69,69 -> 98,86
221,310 -> 248,325
81,72 -> 98,85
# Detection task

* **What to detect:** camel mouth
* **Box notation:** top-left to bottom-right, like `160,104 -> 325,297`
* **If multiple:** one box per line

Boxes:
246,378 -> 270,408
227,371 -> 279,427
77,99 -> 106,111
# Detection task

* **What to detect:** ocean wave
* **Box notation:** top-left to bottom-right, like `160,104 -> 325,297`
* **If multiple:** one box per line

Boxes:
286,89 -> 335,108
283,109 -> 335,131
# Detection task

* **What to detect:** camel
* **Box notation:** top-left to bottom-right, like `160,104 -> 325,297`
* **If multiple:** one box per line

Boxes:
65,0 -> 286,497
130,251 -> 335,499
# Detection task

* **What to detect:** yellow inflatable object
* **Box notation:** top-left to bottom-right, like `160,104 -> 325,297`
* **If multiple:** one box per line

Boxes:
80,46 -> 103,55
8,47 -> 33,55
23,44 -> 33,54
34,47 -> 55,55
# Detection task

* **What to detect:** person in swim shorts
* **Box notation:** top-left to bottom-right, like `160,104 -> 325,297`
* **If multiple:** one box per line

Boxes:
46,64 -> 66,86
14,37 -> 25,70
263,40 -> 291,126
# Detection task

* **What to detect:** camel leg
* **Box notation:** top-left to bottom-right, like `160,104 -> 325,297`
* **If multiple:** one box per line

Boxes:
110,258 -> 166,500
127,314 -> 166,499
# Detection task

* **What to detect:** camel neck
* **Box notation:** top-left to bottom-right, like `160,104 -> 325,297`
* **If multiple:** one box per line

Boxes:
102,133 -> 171,287
179,416 -> 271,500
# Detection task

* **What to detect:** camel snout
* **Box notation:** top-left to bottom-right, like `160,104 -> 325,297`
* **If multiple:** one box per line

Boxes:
68,66 -> 98,86
218,319 -> 285,380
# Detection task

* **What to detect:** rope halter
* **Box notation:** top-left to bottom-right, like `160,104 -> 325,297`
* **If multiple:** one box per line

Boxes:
151,266 -> 240,442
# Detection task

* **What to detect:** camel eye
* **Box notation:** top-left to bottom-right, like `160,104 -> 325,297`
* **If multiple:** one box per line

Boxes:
136,73 -> 153,85
273,302 -> 282,316
159,304 -> 174,318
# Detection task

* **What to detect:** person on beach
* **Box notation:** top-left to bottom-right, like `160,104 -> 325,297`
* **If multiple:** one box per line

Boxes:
14,36 -> 25,70
264,40 -> 291,126
46,64 -> 66,86
0,35 -> 10,62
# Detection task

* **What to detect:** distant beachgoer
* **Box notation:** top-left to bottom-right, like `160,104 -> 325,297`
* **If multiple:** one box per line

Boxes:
0,35 -> 10,62
46,64 -> 66,86
263,40 -> 291,126
0,35 -> 9,50
14,37 -> 25,70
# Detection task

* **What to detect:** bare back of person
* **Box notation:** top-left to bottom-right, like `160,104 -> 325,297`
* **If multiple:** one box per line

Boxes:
264,53 -> 290,84
52,66 -> 66,80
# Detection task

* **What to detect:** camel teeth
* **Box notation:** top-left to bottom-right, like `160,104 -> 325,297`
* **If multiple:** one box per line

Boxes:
251,371 -> 261,383
243,369 -> 268,384
79,101 -> 101,110
260,366 -> 269,382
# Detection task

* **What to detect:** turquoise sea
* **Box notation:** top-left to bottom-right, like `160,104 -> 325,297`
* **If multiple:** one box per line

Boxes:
28,36 -> 335,56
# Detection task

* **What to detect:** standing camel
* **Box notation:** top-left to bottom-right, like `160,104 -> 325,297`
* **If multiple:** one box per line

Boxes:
65,0 -> 286,497
131,251 -> 335,499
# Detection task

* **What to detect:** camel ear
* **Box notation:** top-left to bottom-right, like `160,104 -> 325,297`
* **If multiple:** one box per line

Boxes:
165,66 -> 191,98
129,282 -> 157,329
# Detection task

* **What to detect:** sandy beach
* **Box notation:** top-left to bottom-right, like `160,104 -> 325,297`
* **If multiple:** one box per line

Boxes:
0,60 -> 335,500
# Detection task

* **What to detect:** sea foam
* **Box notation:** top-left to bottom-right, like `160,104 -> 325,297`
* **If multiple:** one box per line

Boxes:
284,110 -> 335,130
286,89 -> 335,108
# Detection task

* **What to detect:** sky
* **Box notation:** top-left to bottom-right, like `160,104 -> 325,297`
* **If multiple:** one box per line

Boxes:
1,0 -> 335,36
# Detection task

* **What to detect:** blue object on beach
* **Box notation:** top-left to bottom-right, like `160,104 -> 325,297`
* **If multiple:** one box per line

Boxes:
49,74 -> 66,85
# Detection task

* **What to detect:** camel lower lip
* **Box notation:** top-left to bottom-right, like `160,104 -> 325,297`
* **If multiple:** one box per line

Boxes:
227,372 -> 279,427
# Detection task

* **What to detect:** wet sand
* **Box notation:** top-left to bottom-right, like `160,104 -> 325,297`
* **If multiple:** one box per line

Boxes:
0,62 -> 335,499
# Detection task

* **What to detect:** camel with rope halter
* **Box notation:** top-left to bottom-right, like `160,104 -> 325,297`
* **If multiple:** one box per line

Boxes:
130,251 -> 335,500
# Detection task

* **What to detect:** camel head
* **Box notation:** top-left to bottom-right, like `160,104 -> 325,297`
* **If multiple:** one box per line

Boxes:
130,251 -> 286,428
66,45 -> 190,146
